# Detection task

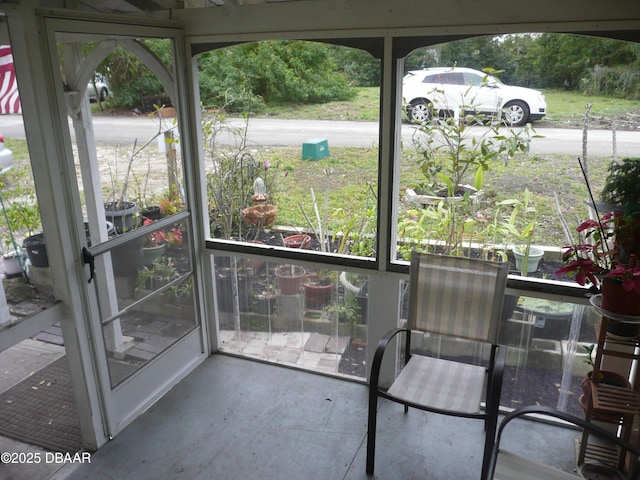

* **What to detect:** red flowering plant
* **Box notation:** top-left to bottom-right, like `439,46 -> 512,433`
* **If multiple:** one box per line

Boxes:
164,227 -> 183,246
556,212 -> 640,294
143,218 -> 165,248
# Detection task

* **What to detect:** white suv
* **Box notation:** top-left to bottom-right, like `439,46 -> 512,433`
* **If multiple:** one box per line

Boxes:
402,67 -> 547,127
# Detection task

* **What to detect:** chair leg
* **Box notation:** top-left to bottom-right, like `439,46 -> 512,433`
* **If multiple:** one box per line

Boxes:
481,414 -> 498,480
366,388 -> 378,475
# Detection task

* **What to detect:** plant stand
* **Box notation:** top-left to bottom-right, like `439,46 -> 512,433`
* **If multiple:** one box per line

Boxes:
577,296 -> 640,475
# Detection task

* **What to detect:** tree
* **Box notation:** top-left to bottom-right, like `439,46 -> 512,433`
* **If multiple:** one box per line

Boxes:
328,45 -> 380,87
97,39 -> 172,109
438,36 -> 511,79
197,40 -> 356,110
404,47 -> 438,72
528,34 -> 637,90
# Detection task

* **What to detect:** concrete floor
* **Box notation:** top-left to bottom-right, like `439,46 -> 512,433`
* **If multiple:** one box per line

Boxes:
0,339 -> 67,480
5,354 -> 579,480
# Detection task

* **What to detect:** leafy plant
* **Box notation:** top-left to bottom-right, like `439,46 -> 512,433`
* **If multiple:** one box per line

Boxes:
601,157 -> 640,208
325,297 -> 360,325
400,79 -> 537,256
168,277 -> 193,302
332,182 -> 377,257
142,218 -> 165,248
299,168 -> 334,253
159,184 -> 185,217
557,156 -> 640,293
105,105 -> 176,210
4,199 -> 41,238
203,107 -> 273,240
398,201 -> 475,259
581,344 -> 604,382
136,256 -> 180,291
557,212 -> 640,293
482,189 -> 536,266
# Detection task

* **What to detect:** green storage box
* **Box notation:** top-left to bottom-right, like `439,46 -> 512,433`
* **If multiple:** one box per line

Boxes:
302,138 -> 329,160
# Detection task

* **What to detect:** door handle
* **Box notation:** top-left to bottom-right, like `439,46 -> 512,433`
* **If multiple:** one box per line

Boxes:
82,247 -> 95,283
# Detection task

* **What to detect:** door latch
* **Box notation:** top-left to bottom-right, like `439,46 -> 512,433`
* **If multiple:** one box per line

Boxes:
82,247 -> 95,283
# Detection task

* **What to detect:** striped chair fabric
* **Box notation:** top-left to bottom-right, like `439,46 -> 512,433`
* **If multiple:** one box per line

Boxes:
367,251 -> 510,479
408,252 -> 508,342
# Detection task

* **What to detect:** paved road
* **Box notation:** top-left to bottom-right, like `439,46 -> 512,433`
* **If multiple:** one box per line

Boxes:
0,114 -> 638,156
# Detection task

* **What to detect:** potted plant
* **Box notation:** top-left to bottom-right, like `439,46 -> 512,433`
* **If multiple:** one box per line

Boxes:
578,344 -> 630,421
105,107 -> 176,234
104,140 -> 141,234
557,213 -> 640,308
283,234 -> 311,249
142,218 -> 165,266
0,210 -> 25,277
5,199 -> 47,268
557,159 -> 640,315
158,185 -> 185,218
275,264 -> 305,295
401,80 -> 535,256
600,157 -> 640,263
303,270 -> 334,309
136,256 -> 180,292
1,245 -> 24,278
557,159 -> 640,326
204,108 -> 286,240
255,287 -> 278,315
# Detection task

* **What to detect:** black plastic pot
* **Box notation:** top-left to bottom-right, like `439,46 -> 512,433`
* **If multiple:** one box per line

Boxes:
142,206 -> 162,221
111,237 -> 143,276
23,233 -> 48,268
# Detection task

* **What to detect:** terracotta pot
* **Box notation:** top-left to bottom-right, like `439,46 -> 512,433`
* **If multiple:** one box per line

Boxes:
283,234 -> 311,249
601,278 -> 640,316
241,204 -> 278,227
580,370 -> 630,422
581,370 -> 629,398
275,265 -> 305,294
303,274 -> 333,309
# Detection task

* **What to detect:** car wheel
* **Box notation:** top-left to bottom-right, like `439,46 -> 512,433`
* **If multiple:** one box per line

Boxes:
503,100 -> 529,127
408,100 -> 432,123
99,88 -> 108,102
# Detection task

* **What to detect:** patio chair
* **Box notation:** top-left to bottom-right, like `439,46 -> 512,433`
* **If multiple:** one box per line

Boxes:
366,251 -> 509,478
485,405 -> 640,480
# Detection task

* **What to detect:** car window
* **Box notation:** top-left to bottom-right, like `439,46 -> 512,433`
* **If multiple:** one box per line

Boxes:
422,74 -> 441,84
463,72 -> 484,87
422,72 -> 463,85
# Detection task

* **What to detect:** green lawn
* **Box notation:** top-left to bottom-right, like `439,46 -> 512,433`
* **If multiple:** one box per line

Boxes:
260,87 -> 640,128
6,87 -> 637,252
268,145 -> 608,249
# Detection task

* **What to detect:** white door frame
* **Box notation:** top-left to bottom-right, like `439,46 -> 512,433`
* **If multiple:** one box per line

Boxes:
2,6 -> 209,448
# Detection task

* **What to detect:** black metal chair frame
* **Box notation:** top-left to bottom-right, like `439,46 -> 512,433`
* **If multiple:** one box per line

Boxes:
366,253 -> 508,479
485,405 -> 640,480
